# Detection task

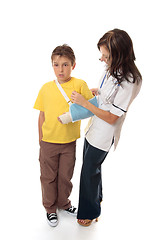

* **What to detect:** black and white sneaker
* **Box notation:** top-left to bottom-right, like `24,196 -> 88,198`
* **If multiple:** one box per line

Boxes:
46,213 -> 58,227
65,206 -> 77,216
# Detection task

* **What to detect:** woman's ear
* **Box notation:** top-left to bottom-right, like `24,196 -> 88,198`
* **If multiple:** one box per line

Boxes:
72,62 -> 76,70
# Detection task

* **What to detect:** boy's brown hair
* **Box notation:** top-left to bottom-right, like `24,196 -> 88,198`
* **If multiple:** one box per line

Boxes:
51,44 -> 76,66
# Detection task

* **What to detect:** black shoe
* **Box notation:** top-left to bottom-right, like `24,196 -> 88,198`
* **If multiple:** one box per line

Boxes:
46,213 -> 58,227
65,206 -> 77,216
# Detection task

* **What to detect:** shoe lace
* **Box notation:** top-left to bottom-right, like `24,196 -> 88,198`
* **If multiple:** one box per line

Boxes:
48,213 -> 57,220
69,206 -> 76,212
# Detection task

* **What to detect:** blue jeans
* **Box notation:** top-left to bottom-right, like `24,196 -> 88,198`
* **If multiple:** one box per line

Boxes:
77,139 -> 108,220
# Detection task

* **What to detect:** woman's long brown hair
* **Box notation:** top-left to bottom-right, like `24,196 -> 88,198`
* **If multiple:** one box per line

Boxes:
97,29 -> 142,84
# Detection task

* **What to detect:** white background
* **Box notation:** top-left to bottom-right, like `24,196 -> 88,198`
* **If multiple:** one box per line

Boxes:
0,0 -> 159,239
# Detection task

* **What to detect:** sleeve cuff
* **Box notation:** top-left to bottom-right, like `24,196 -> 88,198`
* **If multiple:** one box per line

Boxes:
110,104 -> 127,117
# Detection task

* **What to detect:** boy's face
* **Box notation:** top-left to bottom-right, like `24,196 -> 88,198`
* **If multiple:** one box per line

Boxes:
52,56 -> 75,83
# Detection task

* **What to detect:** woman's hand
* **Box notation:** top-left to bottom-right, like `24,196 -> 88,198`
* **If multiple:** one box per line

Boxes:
71,91 -> 87,107
90,88 -> 99,96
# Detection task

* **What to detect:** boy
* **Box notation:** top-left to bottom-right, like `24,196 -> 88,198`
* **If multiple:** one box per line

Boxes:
34,44 -> 93,227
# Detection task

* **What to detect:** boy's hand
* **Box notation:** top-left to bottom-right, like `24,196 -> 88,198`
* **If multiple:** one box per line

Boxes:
57,112 -> 66,124
57,117 -> 63,123
58,112 -> 72,124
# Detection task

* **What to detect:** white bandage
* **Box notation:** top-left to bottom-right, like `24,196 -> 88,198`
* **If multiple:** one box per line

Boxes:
58,112 -> 72,124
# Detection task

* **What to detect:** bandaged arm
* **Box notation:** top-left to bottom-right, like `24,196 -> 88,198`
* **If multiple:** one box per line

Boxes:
58,112 -> 72,124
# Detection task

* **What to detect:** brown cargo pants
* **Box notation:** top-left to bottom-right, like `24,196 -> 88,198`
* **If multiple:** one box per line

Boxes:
39,140 -> 76,213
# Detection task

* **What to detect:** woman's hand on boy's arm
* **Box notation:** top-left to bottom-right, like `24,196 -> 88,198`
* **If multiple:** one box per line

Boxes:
90,88 -> 99,96
71,91 -> 119,125
71,91 -> 87,107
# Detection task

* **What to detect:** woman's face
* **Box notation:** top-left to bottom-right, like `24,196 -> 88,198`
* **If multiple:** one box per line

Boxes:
99,45 -> 112,67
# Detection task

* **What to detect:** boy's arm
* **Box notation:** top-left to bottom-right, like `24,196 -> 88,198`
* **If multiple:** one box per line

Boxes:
38,111 -> 45,144
80,81 -> 94,100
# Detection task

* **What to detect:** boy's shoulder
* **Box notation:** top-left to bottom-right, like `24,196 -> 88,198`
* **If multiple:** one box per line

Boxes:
72,77 -> 86,86
39,81 -> 54,91
42,81 -> 53,88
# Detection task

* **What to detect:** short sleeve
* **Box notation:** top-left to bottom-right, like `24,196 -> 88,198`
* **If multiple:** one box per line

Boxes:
109,81 -> 135,117
80,81 -> 94,100
33,86 -> 44,111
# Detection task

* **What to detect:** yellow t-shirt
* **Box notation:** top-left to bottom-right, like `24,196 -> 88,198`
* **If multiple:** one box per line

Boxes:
34,77 -> 93,143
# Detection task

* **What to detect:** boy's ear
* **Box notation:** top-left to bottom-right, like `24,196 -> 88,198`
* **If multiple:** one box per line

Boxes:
72,63 -> 76,70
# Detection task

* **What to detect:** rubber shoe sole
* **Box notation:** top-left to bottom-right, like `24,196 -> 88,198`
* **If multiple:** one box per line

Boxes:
47,218 -> 58,227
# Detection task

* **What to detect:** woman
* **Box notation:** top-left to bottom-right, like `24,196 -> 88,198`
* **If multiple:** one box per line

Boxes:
71,29 -> 142,226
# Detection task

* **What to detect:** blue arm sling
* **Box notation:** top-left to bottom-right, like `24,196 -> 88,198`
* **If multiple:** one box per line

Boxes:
55,80 -> 98,122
